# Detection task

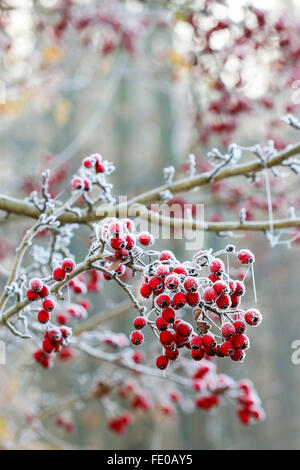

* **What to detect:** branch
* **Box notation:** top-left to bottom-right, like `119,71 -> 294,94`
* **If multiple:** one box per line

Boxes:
0,141 -> 300,224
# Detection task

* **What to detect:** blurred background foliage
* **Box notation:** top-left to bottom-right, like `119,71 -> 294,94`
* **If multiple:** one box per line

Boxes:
0,0 -> 300,450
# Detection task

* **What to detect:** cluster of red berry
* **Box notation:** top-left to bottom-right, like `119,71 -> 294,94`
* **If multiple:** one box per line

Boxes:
129,242 -> 262,369
56,416 -> 75,433
72,153 -> 115,193
30,258 -> 76,368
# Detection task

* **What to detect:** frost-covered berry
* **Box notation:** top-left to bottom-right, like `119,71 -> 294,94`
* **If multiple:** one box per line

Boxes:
72,177 -> 84,190
216,294 -> 231,310
125,235 -> 136,250
61,258 -> 75,273
37,310 -> 50,324
186,292 -> 200,307
53,267 -> 66,282
202,334 -> 216,349
213,280 -> 229,295
220,341 -> 234,356
175,320 -> 192,338
235,280 -> 245,296
156,355 -> 169,370
138,232 -> 154,246
110,237 -> 126,250
184,277 -> 198,293
43,299 -> 55,312
155,264 -> 169,279
244,308 -> 262,326
26,289 -> 39,302
230,349 -> 245,362
156,294 -> 171,309
190,335 -> 203,350
172,292 -> 187,309
162,307 -> 175,324
233,334 -> 250,350
160,330 -> 174,346
29,278 -> 43,293
165,274 -> 180,291
133,316 -> 146,330
130,331 -> 144,346
238,249 -> 255,264
230,294 -> 241,309
173,266 -> 188,277
148,276 -> 163,291
159,250 -> 175,262
221,322 -> 235,340
39,285 -> 49,298
203,287 -> 218,304
233,320 -> 246,335
155,316 -> 169,331
140,283 -> 152,299
165,348 -> 179,361
191,348 -> 204,361
209,258 -> 225,275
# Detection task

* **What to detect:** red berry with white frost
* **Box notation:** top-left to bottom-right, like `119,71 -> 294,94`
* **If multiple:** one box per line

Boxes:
133,316 -> 146,330
138,232 -> 154,246
156,355 -> 169,370
209,258 -> 225,275
165,274 -> 179,291
53,267 -> 66,282
203,287 -> 218,303
130,331 -> 144,346
238,249 -> 255,265
244,308 -> 262,326
221,322 -> 236,340
61,258 -> 75,273
29,278 -> 43,293
184,277 -> 198,293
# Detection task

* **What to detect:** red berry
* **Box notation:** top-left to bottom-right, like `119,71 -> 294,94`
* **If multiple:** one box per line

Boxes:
191,348 -> 204,361
42,338 -> 54,353
37,310 -> 50,324
155,316 -> 169,331
140,282 -> 152,299
61,258 -> 75,273
72,177 -> 84,190
160,330 -> 174,346
237,408 -> 251,425
233,334 -> 250,350
233,320 -> 246,335
26,289 -> 39,301
220,341 -> 234,356
162,307 -> 175,323
216,294 -> 231,310
230,349 -> 245,362
43,299 -> 55,312
228,280 -> 236,295
173,266 -> 188,276
203,287 -> 217,304
175,320 -> 192,338
133,316 -> 146,330
156,355 -> 169,370
190,335 -> 203,350
235,280 -> 245,296
53,267 -> 66,282
244,308 -> 262,326
148,276 -> 163,291
165,274 -> 180,291
202,334 -> 216,349
208,273 -> 221,283
159,250 -> 175,262
83,156 -> 96,168
237,249 -> 255,264
122,218 -> 135,232
130,331 -> 144,346
115,249 -> 129,261
213,280 -> 229,295
156,294 -> 171,309
39,284 -> 49,298
209,258 -> 225,275
184,277 -> 198,293
186,292 -> 200,307
83,179 -> 91,191
110,237 -> 126,250
165,348 -> 179,360
172,292 -> 187,309
155,264 -> 169,279
230,294 -> 241,309
138,232 -> 154,246
125,234 -> 136,250
221,322 -> 235,340
29,278 -> 43,293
